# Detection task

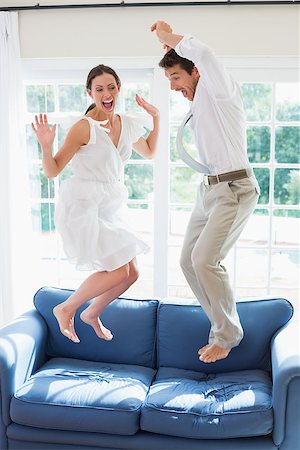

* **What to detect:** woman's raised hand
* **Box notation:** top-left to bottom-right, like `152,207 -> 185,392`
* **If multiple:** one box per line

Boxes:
32,114 -> 57,149
135,94 -> 159,118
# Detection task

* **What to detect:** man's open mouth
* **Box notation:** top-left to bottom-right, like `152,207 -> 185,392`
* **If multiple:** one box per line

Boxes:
181,89 -> 188,98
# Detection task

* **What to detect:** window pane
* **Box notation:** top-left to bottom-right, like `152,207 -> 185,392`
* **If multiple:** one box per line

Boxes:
237,209 -> 269,247
31,202 -> 55,233
40,167 -> 54,198
58,85 -> 87,112
126,279 -> 154,298
30,210 -> 57,259
26,85 -> 54,113
276,83 -> 300,122
124,82 -> 150,113
168,285 -> 197,300
275,126 -> 300,163
124,164 -> 153,200
241,83 -> 272,121
168,207 -> 194,298
247,126 -> 270,163
236,288 -> 268,299
28,164 -> 41,198
127,203 -> 153,237
274,169 -> 299,205
170,125 -> 179,162
126,204 -> 154,294
26,124 -> 41,160
170,124 -> 198,163
29,165 -> 54,199
273,209 -> 300,246
271,249 -> 299,288
253,168 -> 270,204
170,167 -> 200,203
168,246 -> 186,285
236,248 -> 268,288
131,150 -> 144,160
170,91 -> 190,122
169,207 -> 191,244
58,124 -> 67,148
41,203 -> 55,232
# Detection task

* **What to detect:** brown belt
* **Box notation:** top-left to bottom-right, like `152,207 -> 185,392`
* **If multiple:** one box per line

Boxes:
203,169 -> 251,186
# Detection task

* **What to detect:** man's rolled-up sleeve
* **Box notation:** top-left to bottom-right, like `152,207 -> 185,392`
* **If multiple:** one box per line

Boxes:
175,34 -> 236,100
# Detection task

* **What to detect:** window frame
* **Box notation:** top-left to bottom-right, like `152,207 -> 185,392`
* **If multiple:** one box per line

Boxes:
22,55 -> 299,303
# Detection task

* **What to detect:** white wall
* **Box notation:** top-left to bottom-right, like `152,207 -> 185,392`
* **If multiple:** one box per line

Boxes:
19,5 -> 299,58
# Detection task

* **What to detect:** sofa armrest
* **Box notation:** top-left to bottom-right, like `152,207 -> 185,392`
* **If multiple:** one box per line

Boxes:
0,310 -> 47,426
271,320 -> 300,448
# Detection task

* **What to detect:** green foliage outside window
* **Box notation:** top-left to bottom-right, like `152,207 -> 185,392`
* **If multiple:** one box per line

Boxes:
26,85 -> 54,113
26,124 -> 41,160
274,169 -> 300,207
58,85 -> 88,112
40,203 -> 55,232
247,126 -> 270,163
253,168 -> 270,205
124,164 -> 153,203
276,83 -> 300,121
275,127 -> 300,163
276,103 -> 300,122
39,167 -> 54,198
170,125 -> 198,163
124,83 -> 150,113
241,83 -> 272,121
58,125 -> 67,148
170,167 -> 200,203
274,209 -> 300,219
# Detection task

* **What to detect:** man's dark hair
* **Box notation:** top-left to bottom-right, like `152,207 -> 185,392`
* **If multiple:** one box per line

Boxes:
159,49 -> 194,75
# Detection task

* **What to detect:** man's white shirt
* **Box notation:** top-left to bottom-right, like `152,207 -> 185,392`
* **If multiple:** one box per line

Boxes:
175,34 -> 251,175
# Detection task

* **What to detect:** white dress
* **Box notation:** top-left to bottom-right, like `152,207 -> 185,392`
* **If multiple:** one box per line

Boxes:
55,113 -> 151,271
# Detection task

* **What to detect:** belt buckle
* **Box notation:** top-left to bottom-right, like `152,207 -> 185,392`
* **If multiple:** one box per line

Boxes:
203,174 -> 210,186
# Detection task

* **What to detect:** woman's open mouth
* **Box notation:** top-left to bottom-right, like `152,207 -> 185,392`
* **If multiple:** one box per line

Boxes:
102,100 -> 114,111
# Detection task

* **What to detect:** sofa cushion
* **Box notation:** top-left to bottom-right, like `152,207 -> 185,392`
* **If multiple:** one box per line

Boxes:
157,298 -> 293,373
11,357 -> 156,435
34,287 -> 158,368
141,366 -> 272,439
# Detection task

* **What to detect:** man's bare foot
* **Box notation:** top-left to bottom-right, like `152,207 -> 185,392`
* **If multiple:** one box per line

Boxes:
198,344 -> 210,356
53,304 -> 80,343
199,344 -> 230,363
80,310 -> 113,341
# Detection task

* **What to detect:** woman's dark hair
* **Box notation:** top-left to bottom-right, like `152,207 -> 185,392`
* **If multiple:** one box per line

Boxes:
86,64 -> 121,90
159,49 -> 194,75
85,103 -> 96,114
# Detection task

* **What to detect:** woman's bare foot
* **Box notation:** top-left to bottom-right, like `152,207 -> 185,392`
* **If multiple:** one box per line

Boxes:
80,310 -> 113,341
199,344 -> 230,363
53,304 -> 80,343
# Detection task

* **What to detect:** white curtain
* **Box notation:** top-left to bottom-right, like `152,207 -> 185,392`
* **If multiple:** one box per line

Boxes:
0,12 -> 35,326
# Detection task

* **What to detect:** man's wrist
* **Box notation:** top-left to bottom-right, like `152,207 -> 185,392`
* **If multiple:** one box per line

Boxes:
158,30 -> 172,45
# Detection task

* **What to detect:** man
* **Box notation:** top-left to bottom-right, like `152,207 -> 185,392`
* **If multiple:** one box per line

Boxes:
151,21 -> 260,363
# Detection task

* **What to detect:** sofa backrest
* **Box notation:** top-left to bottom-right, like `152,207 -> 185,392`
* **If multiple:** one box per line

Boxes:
157,298 -> 293,373
34,287 -> 158,368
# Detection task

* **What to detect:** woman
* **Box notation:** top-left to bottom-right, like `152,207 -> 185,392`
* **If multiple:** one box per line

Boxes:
32,64 -> 159,344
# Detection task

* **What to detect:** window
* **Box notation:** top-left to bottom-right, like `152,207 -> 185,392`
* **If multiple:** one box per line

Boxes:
23,58 -> 299,312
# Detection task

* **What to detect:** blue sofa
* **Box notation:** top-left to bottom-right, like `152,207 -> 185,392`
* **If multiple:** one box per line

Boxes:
0,287 -> 299,450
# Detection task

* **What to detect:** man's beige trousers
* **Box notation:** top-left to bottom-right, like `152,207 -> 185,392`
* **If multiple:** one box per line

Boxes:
180,176 -> 260,350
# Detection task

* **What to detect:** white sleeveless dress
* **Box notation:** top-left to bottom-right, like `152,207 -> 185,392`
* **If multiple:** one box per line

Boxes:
55,113 -> 151,271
